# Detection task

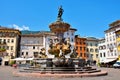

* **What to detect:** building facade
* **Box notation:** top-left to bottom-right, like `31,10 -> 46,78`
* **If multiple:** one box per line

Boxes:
86,37 -> 99,64
115,30 -> 120,60
64,28 -> 77,57
20,31 -> 56,58
75,35 -> 87,59
20,28 -> 77,58
0,26 -> 21,65
98,38 -> 107,63
103,20 -> 120,63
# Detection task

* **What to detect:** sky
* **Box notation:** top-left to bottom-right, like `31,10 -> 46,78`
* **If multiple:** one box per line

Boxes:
0,0 -> 120,38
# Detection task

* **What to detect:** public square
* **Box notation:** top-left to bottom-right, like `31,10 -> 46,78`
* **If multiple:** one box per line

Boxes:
0,66 -> 120,80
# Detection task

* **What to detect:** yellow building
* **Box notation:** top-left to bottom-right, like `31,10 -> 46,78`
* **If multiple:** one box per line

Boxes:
115,29 -> 120,60
86,37 -> 99,64
0,26 -> 21,65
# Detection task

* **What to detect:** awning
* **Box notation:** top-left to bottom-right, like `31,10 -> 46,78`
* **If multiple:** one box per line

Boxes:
104,58 -> 117,63
12,58 -> 26,61
12,57 -> 34,61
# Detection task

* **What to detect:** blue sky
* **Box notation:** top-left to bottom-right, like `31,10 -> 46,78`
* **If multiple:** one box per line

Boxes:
0,0 -> 120,38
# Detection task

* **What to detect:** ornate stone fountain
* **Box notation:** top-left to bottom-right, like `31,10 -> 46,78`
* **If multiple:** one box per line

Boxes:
17,6 -> 107,77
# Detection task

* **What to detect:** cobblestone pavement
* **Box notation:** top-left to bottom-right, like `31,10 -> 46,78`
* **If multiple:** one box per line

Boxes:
0,66 -> 120,80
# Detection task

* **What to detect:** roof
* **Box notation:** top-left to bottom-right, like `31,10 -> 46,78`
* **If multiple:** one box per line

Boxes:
21,30 -> 56,37
109,20 -> 120,27
86,37 -> 99,41
21,30 -> 54,34
0,26 -> 19,31
0,26 -> 21,35
69,28 -> 77,31
21,30 -> 40,35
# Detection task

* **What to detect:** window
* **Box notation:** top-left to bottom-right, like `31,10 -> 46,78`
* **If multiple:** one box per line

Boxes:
90,43 -> 92,46
91,54 -> 93,58
22,52 -> 24,55
0,39 -> 2,43
79,42 -> 82,45
80,47 -> 82,50
67,32 -> 69,35
100,53 -> 102,57
71,32 -> 74,36
114,53 -> 117,56
114,43 -> 116,47
76,41 -> 78,44
96,54 -> 98,58
26,52 -> 28,55
84,53 -> 86,57
7,39 -> 10,43
111,53 -> 113,56
90,48 -> 94,52
114,50 -> 117,56
103,45 -> 106,49
86,43 -> 88,46
71,38 -> 73,42
84,47 -> 86,51
33,46 -> 35,49
34,52 -> 38,57
3,39 -> 6,44
80,53 -> 82,57
83,42 -> 86,44
103,52 -> 106,57
86,48 -> 89,52
11,33 -> 15,37
76,46 -> 78,50
11,46 -> 13,50
107,51 -> 110,57
11,39 -> 14,43
99,46 -> 101,50
7,46 -> 9,50
3,46 -> 5,49
95,49 -> 98,52
0,33 -> 2,36
95,44 -> 98,46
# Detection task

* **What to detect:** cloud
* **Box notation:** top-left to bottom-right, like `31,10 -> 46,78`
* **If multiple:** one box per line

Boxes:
8,24 -> 30,31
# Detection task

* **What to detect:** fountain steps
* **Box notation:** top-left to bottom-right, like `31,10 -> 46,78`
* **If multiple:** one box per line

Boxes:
19,67 -> 101,74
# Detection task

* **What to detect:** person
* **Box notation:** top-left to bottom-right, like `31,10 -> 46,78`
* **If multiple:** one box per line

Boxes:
58,6 -> 64,18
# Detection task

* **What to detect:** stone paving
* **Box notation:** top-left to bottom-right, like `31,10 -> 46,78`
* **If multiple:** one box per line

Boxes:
0,66 -> 120,80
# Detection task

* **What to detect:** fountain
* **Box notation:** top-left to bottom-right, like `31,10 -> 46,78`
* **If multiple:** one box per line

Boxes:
16,6 -> 108,77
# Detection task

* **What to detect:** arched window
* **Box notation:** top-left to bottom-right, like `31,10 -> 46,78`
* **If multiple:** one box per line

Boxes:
103,52 -> 106,57
95,49 -> 98,52
100,53 -> 102,57
103,45 -> 106,49
90,48 -> 94,52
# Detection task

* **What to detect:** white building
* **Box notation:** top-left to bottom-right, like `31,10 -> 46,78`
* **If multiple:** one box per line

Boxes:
20,31 -> 56,58
64,28 -> 77,54
20,28 -> 77,58
98,38 -> 107,63
98,20 -> 120,63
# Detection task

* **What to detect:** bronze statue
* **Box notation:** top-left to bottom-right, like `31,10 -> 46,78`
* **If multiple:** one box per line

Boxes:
58,6 -> 64,19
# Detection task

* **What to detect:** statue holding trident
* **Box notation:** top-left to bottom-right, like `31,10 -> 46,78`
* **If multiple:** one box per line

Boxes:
57,5 -> 64,21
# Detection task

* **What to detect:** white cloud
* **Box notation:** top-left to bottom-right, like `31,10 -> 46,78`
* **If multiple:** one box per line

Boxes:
8,24 -> 30,31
